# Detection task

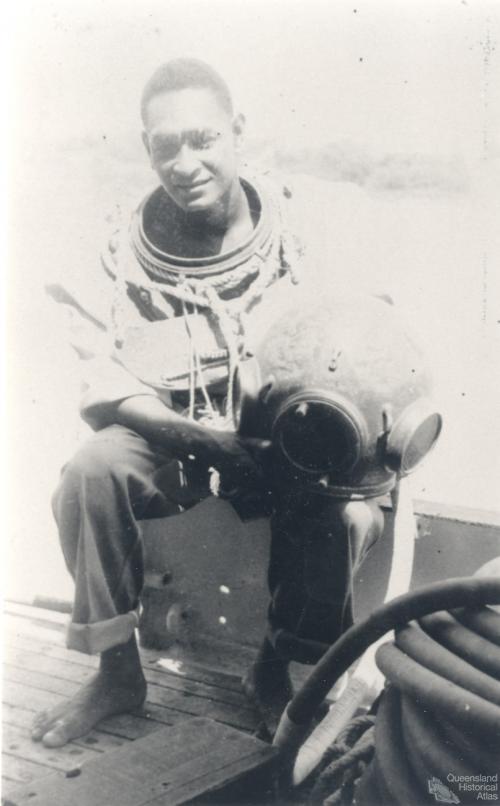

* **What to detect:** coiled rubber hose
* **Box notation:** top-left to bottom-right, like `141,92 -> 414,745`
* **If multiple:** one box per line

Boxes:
275,576 -> 500,744
352,583 -> 500,804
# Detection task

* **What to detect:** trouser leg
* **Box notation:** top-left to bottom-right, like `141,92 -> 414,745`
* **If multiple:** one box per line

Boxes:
52,424 -> 207,654
267,492 -> 384,664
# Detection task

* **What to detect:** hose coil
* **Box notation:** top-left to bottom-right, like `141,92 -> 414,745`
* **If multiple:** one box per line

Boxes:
356,596 -> 500,804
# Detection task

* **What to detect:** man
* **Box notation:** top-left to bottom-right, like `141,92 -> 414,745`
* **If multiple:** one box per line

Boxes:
32,58 -> 382,748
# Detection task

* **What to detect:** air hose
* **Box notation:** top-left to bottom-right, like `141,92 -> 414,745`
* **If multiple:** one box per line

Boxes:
303,578 -> 500,805
353,601 -> 500,805
452,605 -> 500,643
273,576 -> 500,753
376,639 -> 500,743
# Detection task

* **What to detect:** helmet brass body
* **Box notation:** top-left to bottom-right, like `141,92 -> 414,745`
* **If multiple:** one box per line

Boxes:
234,295 -> 442,499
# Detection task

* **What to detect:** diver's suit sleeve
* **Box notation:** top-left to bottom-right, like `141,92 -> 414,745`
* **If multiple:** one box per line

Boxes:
45,233 -> 160,431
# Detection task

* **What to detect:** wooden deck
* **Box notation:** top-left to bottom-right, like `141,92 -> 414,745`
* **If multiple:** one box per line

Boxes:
2,602 -> 267,803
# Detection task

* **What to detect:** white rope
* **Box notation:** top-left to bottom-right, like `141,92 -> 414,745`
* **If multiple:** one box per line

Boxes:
181,298 -> 196,421
192,299 -> 217,419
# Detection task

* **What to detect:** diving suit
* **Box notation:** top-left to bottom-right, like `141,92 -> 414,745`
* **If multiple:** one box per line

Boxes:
49,172 -> 387,725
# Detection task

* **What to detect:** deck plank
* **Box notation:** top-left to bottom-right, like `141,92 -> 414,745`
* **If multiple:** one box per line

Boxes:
6,644 -> 249,708
6,719 -> 279,806
4,600 -> 255,679
4,613 -> 245,693
2,678 -> 199,740
2,683 -> 167,741
2,703 -> 128,754
2,723 -> 102,772
1,753 -> 55,785
5,602 -> 69,624
2,600 -> 265,803
4,662 -> 258,732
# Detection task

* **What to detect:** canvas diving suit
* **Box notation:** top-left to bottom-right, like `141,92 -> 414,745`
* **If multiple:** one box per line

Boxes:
50,172 -> 383,660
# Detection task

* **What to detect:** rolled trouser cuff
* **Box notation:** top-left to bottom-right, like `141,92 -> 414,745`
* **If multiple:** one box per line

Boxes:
66,607 -> 140,655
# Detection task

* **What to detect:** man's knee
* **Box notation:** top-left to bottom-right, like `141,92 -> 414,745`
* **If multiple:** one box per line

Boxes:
62,425 -> 138,485
52,427 -> 144,522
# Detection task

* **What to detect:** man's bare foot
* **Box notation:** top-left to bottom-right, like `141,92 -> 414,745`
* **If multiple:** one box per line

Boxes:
242,638 -> 293,738
31,636 -> 147,748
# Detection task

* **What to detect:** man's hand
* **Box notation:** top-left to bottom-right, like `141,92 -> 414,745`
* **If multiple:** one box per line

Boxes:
115,396 -> 272,490
209,432 -> 273,491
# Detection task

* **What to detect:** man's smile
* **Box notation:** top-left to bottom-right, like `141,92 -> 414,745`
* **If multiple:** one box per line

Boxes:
176,178 -> 211,191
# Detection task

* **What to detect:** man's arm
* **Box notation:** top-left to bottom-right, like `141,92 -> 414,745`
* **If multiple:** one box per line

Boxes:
115,395 -> 270,485
46,281 -> 268,479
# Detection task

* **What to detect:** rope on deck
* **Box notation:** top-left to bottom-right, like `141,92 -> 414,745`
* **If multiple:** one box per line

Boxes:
308,713 -> 375,805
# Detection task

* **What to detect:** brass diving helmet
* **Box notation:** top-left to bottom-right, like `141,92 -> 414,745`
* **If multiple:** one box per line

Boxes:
233,295 -> 442,499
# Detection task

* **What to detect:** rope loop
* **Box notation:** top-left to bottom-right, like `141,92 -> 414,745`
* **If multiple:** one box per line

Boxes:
308,715 -> 376,805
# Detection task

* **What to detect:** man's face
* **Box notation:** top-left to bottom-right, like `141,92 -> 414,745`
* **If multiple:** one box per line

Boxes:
142,88 -> 242,214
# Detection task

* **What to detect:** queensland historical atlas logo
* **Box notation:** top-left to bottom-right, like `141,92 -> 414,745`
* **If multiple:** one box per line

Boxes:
428,777 -> 460,804
429,775 -> 499,802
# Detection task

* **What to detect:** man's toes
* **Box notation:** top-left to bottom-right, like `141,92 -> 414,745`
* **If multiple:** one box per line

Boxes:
41,720 -> 71,748
31,726 -> 46,742
31,712 -> 51,741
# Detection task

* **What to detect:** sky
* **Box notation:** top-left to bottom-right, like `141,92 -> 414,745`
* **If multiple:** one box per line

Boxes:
9,0 -> 500,159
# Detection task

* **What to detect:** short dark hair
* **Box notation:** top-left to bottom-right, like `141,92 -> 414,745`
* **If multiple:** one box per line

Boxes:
141,58 -> 233,125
